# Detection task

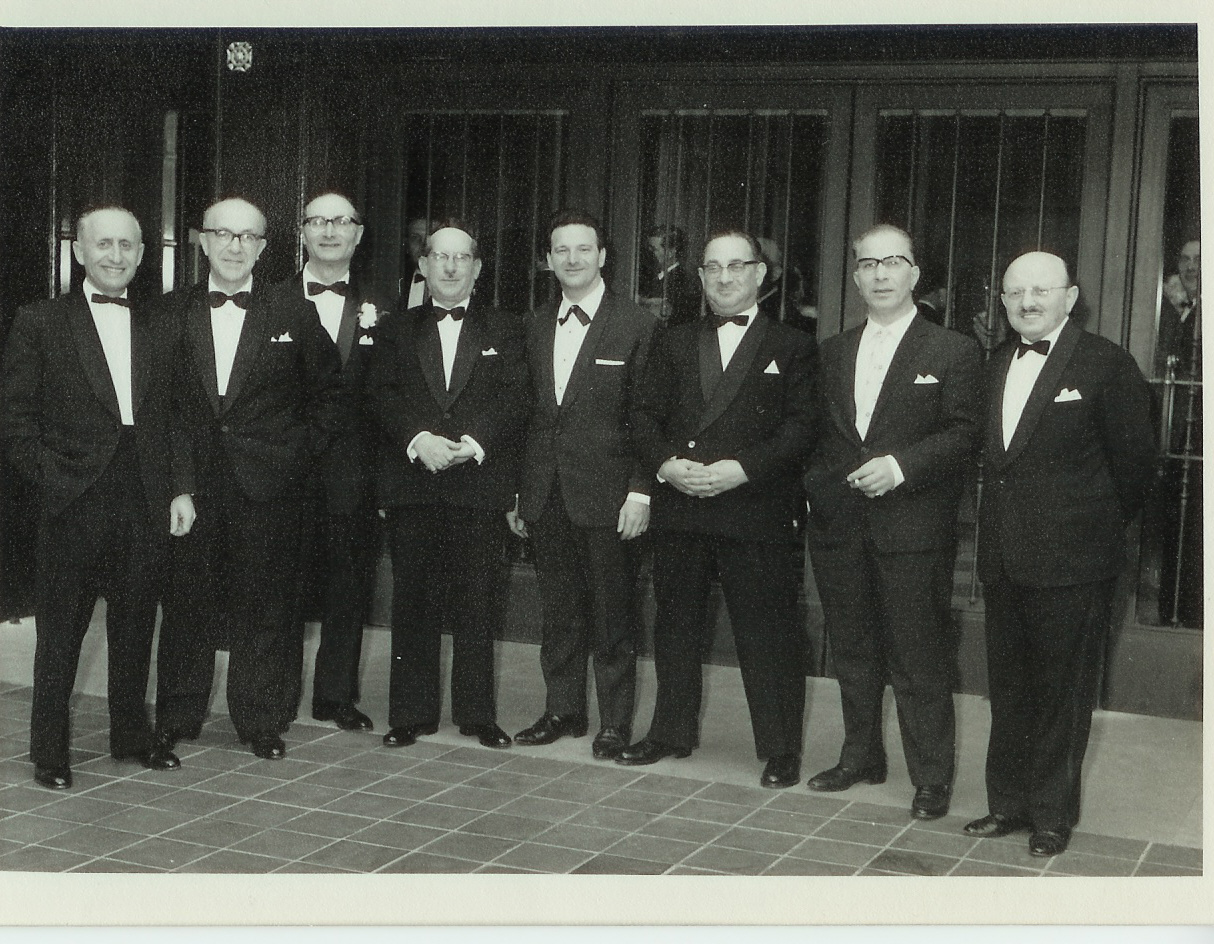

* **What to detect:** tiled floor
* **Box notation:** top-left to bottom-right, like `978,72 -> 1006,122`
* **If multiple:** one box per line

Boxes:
0,676 -> 1201,876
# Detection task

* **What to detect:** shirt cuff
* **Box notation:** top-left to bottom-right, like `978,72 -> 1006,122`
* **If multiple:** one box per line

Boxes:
461,435 -> 486,465
885,455 -> 905,488
406,431 -> 429,462
656,456 -> 679,484
625,491 -> 650,506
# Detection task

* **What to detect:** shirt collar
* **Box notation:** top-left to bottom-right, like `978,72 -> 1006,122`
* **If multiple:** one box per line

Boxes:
1018,318 -> 1068,350
83,279 -> 128,303
559,278 -> 606,322
302,264 -> 349,290
717,304 -> 759,327
434,296 -> 472,312
209,275 -> 253,297
864,304 -> 917,341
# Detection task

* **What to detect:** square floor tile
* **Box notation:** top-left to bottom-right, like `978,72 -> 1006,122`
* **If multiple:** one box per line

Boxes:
96,805 -> 196,835
110,836 -> 213,869
604,832 -> 699,866
325,791 -> 416,819
1042,851 -> 1137,877
146,789 -> 238,816
378,852 -> 476,873
465,768 -> 550,795
814,818 -> 903,847
193,771 -> 282,798
0,813 -> 76,844
460,812 -> 550,842
82,779 -> 177,805
0,844 -> 93,871
599,788 -> 683,816
950,859 -> 1040,877
427,784 -> 514,812
277,809 -> 376,839
70,858 -> 164,873
392,802 -> 483,831
788,836 -> 881,868
530,779 -> 619,804
560,764 -> 643,787
299,766 -> 390,792
436,746 -> 513,769
40,823 -> 143,857
766,793 -> 849,817
892,828 -> 979,859
497,795 -> 583,823
628,772 -> 705,797
714,826 -> 803,856
33,794 -> 127,824
302,839 -> 406,872
571,853 -> 668,875
495,841 -> 594,873
0,786 -> 56,813
337,751 -> 424,775
839,801 -> 915,827
868,848 -> 959,876
423,830 -> 517,863
638,815 -> 727,845
570,804 -> 653,832
1144,843 -> 1202,869
256,781 -> 348,809
175,849 -> 286,873
1067,831 -> 1150,860
667,798 -> 752,826
349,819 -> 446,851
362,776 -> 448,802
402,760 -> 481,786
1135,862 -> 1202,877
763,858 -> 855,876
681,844 -> 777,875
499,756 -> 580,778
233,828 -> 336,860
216,799 -> 308,828
162,817 -> 266,849
695,782 -> 772,807
738,806 -> 827,837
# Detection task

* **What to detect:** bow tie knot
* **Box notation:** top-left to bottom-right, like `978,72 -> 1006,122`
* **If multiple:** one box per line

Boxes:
209,290 -> 251,310
558,304 -> 590,327
1015,338 -> 1051,359
435,305 -> 466,322
307,280 -> 349,297
712,314 -> 749,329
91,293 -> 130,308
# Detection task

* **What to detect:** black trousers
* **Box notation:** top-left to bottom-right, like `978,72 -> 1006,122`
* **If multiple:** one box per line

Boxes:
385,503 -> 504,728
30,429 -> 162,768
643,530 -> 806,759
155,452 -> 303,742
529,491 -> 640,730
982,576 -> 1115,830
809,524 -> 958,786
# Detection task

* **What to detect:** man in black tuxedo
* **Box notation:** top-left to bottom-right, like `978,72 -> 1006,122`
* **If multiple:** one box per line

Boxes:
271,191 -> 386,732
367,220 -> 526,750
803,224 -> 980,819
154,197 -> 342,762
964,250 -> 1155,857
639,224 -> 700,328
620,227 -> 816,788
1,206 -> 195,789
509,212 -> 656,761
402,216 -> 430,310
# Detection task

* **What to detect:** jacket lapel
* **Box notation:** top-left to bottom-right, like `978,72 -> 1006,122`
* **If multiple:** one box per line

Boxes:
697,313 -> 769,434
834,324 -> 864,446
985,343 -> 1016,465
446,310 -> 482,406
221,287 -> 268,409
559,296 -> 611,410
188,290 -> 221,414
865,315 -> 926,439
335,292 -> 358,365
1002,319 -> 1081,465
532,301 -> 560,413
414,308 -> 449,408
66,293 -> 122,421
130,306 -> 152,420
698,322 -> 722,402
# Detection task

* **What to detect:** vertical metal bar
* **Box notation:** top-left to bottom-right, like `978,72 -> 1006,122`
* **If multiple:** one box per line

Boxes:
295,95 -> 308,274
943,114 -> 961,330
424,113 -> 435,228
161,110 -> 179,294
47,69 -> 59,299
492,113 -> 507,309
779,114 -> 795,323
906,111 -> 919,232
527,112 -> 542,313
1168,313 -> 1203,624
743,113 -> 755,229
1036,113 -> 1049,248
550,112 -> 563,221
213,34 -> 224,200
460,111 -> 469,219
702,113 -> 716,248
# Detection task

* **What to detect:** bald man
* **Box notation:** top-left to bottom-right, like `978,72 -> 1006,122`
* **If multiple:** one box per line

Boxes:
965,250 -> 1154,857
154,196 -> 342,762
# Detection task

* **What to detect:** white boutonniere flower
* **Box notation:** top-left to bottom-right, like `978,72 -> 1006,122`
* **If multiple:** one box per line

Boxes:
358,303 -> 379,330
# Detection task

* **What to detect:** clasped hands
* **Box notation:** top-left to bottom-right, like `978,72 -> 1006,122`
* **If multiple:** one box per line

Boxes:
414,432 -> 477,473
659,457 -> 748,498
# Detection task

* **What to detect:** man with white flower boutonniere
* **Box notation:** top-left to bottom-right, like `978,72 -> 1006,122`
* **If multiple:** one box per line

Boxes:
267,191 -> 391,734
153,196 -> 342,764
366,219 -> 528,751
965,250 -> 1155,858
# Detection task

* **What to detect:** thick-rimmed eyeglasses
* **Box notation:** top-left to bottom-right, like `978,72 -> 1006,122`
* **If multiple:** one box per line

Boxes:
428,251 -> 475,266
202,228 -> 265,248
856,255 -> 913,273
1001,286 -> 1069,304
699,260 -> 759,279
302,215 -> 361,231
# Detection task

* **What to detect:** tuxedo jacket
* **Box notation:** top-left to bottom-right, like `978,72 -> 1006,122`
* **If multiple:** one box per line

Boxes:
634,313 -> 817,544
804,312 -> 981,554
268,275 -> 388,515
1,292 -> 193,521
159,282 -> 342,503
518,292 -> 657,528
368,302 -> 527,512
978,319 -> 1156,588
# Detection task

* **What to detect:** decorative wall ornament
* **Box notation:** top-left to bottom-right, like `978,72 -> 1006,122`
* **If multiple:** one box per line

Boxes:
226,42 -> 253,73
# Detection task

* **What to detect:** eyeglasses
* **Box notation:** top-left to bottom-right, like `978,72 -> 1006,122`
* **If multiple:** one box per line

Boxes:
202,228 -> 265,248
428,251 -> 475,266
302,215 -> 361,231
1000,286 -> 1069,304
699,260 -> 760,279
856,255 -> 913,273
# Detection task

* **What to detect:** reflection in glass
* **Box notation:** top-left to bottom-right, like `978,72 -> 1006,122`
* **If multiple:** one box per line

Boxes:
1138,115 -> 1201,628
635,111 -> 827,335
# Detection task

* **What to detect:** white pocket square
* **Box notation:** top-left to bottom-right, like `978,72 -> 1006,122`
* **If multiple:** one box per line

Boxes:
481,348 -> 498,356
1054,388 -> 1083,402
358,335 -> 374,346
271,331 -> 293,343
914,373 -> 939,384
764,360 -> 780,375
596,358 -> 625,366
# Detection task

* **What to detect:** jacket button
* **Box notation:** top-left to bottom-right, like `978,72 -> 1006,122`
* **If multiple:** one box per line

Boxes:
688,440 -> 696,448
220,425 -> 230,433
443,412 -> 452,420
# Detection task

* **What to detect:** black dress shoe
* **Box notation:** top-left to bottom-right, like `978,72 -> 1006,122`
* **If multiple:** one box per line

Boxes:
114,745 -> 181,771
591,727 -> 630,760
314,702 -> 374,731
615,737 -> 691,766
963,812 -> 1031,838
514,713 -> 589,746
249,734 -> 286,760
459,723 -> 512,749
1029,827 -> 1071,857
911,784 -> 951,820
760,754 -> 801,789
382,723 -> 439,748
806,763 -> 887,792
33,765 -> 72,790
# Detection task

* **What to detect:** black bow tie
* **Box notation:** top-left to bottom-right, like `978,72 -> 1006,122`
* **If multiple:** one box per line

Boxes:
435,305 -> 466,322
209,290 -> 251,310
558,304 -> 590,327
1015,338 -> 1051,359
712,314 -> 749,329
91,293 -> 130,308
307,280 -> 349,297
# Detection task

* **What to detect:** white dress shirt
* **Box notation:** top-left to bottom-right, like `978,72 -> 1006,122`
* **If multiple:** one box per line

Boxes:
553,277 -> 606,405
853,304 -> 918,487
84,279 -> 134,426
716,304 -> 758,370
406,270 -> 427,310
407,297 -> 485,465
302,264 -> 349,343
210,275 -> 251,397
1002,319 -> 1069,449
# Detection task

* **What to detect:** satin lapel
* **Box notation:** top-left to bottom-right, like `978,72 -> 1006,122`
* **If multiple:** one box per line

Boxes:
222,289 -> 267,408
834,325 -> 864,446
533,301 -> 559,412
446,311 -> 482,405
188,292 -> 221,413
560,298 -> 611,410
66,293 -> 122,421
335,293 -> 358,365
130,305 -> 152,420
414,310 -> 448,407
698,321 -> 721,403
985,344 -> 1016,466
697,314 -> 769,434
866,315 -> 926,438
1003,319 -> 1081,466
